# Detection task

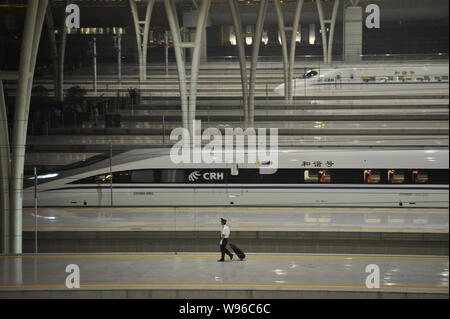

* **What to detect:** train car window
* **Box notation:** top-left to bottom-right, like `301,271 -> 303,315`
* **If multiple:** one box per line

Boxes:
258,169 -> 300,184
405,76 -> 413,81
428,169 -> 449,184
388,170 -> 405,184
412,170 -> 429,184
228,169 -> 257,183
298,70 -> 318,79
318,170 -> 331,183
329,170 -> 363,184
364,170 -> 381,184
435,76 -> 442,82
113,171 -> 131,183
350,74 -> 354,80
131,170 -> 154,183
362,77 -> 376,82
95,174 -> 112,183
398,76 -> 406,82
305,70 -> 318,78
378,76 -> 389,82
336,75 -> 341,80
387,76 -> 394,81
231,164 -> 239,176
69,175 -> 95,184
424,75 -> 431,81
304,170 -> 331,183
442,76 -> 449,81
415,76 -> 424,82
304,170 -> 318,183
161,169 -> 185,183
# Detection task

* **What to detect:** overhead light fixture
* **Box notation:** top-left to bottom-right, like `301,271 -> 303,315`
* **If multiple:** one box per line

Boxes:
262,31 -> 268,45
309,24 -> 316,44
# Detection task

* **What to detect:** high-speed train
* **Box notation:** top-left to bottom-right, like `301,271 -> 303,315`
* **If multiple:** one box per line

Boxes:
23,148 -> 449,208
274,64 -> 449,97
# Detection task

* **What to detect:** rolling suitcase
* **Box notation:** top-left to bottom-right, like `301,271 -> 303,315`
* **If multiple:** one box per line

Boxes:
229,243 -> 246,260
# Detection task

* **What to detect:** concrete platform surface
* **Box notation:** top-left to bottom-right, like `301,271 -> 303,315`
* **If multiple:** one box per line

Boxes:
0,253 -> 448,299
22,207 -> 449,233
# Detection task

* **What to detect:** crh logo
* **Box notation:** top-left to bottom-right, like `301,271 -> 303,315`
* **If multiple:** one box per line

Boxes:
188,171 -> 202,182
188,171 -> 225,182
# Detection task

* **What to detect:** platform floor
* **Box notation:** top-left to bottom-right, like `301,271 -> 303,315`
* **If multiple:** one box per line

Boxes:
22,207 -> 449,233
0,253 -> 447,299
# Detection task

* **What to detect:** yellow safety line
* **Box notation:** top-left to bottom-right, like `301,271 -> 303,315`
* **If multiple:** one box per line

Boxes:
0,254 -> 447,261
0,282 -> 447,290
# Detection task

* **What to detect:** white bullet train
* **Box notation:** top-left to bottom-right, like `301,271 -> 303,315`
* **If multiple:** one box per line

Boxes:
274,63 -> 449,97
23,148 -> 449,208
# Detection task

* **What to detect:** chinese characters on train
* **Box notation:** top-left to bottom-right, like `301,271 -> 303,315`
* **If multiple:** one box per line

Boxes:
301,161 -> 335,168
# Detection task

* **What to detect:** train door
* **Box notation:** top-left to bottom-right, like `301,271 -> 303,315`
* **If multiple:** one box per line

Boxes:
94,174 -> 113,207
226,164 -> 243,205
335,72 -> 342,89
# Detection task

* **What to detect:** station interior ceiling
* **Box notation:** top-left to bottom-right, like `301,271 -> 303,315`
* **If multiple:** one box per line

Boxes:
0,0 -> 448,68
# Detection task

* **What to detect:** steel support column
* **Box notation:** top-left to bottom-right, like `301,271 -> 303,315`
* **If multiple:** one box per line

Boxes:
248,0 -> 268,126
327,0 -> 340,63
289,0 -> 304,102
164,0 -> 189,137
228,0 -> 249,125
130,0 -> 155,82
10,0 -> 48,254
165,0 -> 211,140
115,33 -> 122,83
188,0 -> 212,129
0,78 -> 10,254
274,0 -> 289,101
57,0 -> 69,102
45,0 -> 69,102
45,7 -> 59,99
92,37 -> 97,95
316,0 -> 328,63
343,1 -> 362,63
316,0 -> 340,64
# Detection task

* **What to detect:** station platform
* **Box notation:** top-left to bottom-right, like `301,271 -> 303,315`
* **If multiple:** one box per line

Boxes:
22,207 -> 449,233
20,207 -> 449,255
0,253 -> 447,299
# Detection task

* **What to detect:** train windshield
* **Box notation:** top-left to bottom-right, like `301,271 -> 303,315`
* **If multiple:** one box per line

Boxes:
23,153 -> 114,189
58,153 -> 111,172
296,70 -> 318,80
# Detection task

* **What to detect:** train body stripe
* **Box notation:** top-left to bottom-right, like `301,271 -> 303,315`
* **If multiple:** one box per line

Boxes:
311,81 -> 449,86
43,185 -> 450,192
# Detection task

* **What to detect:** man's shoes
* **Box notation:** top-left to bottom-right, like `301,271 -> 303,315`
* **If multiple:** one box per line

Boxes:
217,259 -> 225,262
230,254 -> 234,261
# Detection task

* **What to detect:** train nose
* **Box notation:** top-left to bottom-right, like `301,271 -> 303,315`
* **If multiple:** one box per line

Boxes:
274,83 -> 285,96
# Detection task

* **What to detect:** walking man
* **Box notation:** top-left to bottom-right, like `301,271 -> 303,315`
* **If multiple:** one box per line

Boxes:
218,218 -> 233,262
